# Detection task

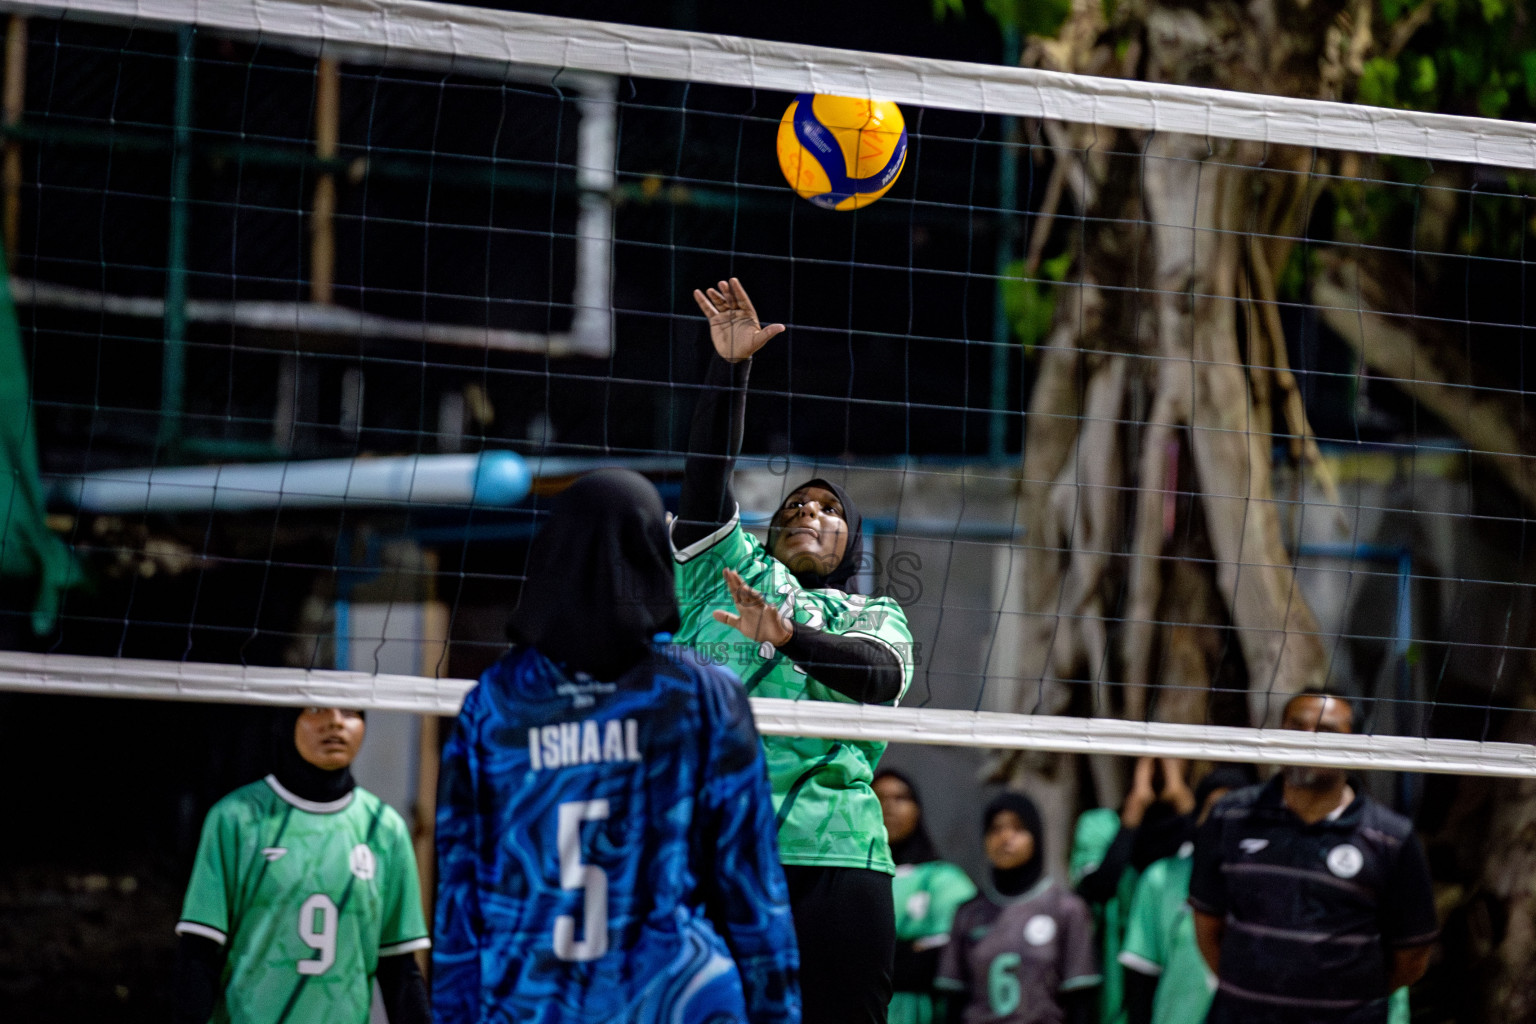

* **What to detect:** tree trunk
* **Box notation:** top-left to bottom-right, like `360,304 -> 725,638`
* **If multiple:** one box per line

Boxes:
1472,693 -> 1536,1021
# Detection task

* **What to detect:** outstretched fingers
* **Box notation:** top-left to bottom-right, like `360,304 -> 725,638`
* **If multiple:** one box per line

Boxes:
692,288 -> 720,317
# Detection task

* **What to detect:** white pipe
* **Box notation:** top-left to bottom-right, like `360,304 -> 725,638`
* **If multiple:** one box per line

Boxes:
54,451 -> 532,513
570,74 -> 617,357
4,650 -> 1534,778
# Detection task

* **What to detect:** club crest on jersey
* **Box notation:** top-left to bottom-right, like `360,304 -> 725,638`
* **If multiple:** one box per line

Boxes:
350,843 -> 376,881
529,718 -> 642,771
1023,914 -> 1057,947
905,892 -> 931,920
1326,843 -> 1364,879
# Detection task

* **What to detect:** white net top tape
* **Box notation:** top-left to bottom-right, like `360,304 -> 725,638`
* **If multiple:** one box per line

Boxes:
1,0 -> 1534,171
4,651 -> 1533,778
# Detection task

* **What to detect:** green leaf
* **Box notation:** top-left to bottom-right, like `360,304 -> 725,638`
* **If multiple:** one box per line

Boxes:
1410,55 -> 1438,95
1477,81 -> 1510,117
999,257 -> 1070,351
1358,57 -> 1401,107
1447,48 -> 1486,93
985,0 -> 1071,38
931,0 -> 967,21
1041,251 -> 1073,282
1478,0 -> 1506,23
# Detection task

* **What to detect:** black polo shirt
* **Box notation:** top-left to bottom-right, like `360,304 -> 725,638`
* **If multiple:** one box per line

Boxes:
1188,777 -> 1437,1024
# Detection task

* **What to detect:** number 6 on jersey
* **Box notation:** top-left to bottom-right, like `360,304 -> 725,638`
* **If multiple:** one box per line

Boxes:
553,799 -> 610,962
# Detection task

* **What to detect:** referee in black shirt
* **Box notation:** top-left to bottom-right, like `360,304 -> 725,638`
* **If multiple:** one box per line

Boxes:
1189,690 -> 1437,1024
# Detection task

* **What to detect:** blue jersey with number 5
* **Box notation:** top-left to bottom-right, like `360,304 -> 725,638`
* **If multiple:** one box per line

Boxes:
433,644 -> 800,1024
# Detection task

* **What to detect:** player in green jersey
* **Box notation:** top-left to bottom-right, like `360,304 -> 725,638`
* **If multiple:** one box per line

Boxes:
675,277 -> 916,1024
1071,757 -> 1196,1024
1119,764 -> 1252,1024
173,707 -> 430,1024
877,768 -> 978,1024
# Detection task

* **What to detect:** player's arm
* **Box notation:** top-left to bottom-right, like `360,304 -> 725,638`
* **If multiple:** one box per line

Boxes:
172,933 -> 225,1024
173,801 -> 236,1023
1078,758 -> 1155,903
696,668 -> 800,1024
432,700 -> 486,1024
1187,803 -> 1229,974
1382,829 -> 1438,990
1388,946 -> 1431,991
715,569 -> 906,703
1118,865 -> 1166,1024
1062,989 -> 1097,1024
1123,971 -> 1158,1024
1057,894 -> 1103,1024
934,905 -> 972,1024
1192,909 -> 1224,974
677,278 -> 784,549
376,953 -> 429,1024
376,807 -> 432,1024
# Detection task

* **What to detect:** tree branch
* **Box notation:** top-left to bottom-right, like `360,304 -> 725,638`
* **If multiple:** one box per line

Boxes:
1313,254 -> 1536,512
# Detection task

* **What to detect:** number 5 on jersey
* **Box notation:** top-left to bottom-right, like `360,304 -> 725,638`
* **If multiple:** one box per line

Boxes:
554,799 -> 610,962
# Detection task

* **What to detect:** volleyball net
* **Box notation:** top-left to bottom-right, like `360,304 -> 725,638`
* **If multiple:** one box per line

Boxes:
3,0 -> 1536,779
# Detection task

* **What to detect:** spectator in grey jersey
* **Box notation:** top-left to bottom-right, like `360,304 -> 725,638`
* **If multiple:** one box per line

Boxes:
1189,690 -> 1437,1024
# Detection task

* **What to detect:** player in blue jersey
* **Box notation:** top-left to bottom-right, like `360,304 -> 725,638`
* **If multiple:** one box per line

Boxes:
432,469 -> 800,1024
173,706 -> 431,1024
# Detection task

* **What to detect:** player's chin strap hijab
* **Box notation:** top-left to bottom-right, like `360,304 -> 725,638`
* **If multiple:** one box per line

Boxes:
767,477 -> 865,592
506,469 -> 680,680
984,790 -> 1044,898
272,708 -> 361,805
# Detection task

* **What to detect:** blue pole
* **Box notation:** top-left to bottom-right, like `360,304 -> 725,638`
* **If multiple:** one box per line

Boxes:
988,24 -> 1021,460
158,25 -> 194,453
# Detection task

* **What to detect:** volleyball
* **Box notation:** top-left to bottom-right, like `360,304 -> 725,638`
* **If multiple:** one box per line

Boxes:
776,93 -> 908,211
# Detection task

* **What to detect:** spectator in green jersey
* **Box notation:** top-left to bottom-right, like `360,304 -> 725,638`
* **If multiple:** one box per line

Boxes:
173,707 -> 430,1024
877,768 -> 978,1024
1071,757 -> 1196,1024
674,277 -> 916,1024
1119,763 -> 1256,1024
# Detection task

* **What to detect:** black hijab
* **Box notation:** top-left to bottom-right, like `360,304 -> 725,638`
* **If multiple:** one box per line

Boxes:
874,767 -> 940,866
271,707 -> 359,805
506,469 -> 680,680
984,790 -> 1044,897
766,476 -> 865,592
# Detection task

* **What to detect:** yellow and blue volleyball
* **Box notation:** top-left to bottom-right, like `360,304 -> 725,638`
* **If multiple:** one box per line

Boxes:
776,94 -> 908,211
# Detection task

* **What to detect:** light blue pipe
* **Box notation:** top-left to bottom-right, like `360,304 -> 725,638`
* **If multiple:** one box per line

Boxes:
55,451 -> 531,513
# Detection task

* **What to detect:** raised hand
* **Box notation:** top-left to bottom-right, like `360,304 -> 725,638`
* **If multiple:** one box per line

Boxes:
1122,755 -> 1158,828
1160,757 -> 1196,815
692,277 -> 786,363
712,568 -> 794,647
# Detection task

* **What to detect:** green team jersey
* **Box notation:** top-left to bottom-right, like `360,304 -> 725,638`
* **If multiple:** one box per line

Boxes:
891,860 -> 978,1024
1119,847 -> 1411,1024
176,776 -> 430,1024
1070,808 -> 1136,1024
674,514 -> 914,872
1119,847 -> 1213,1024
